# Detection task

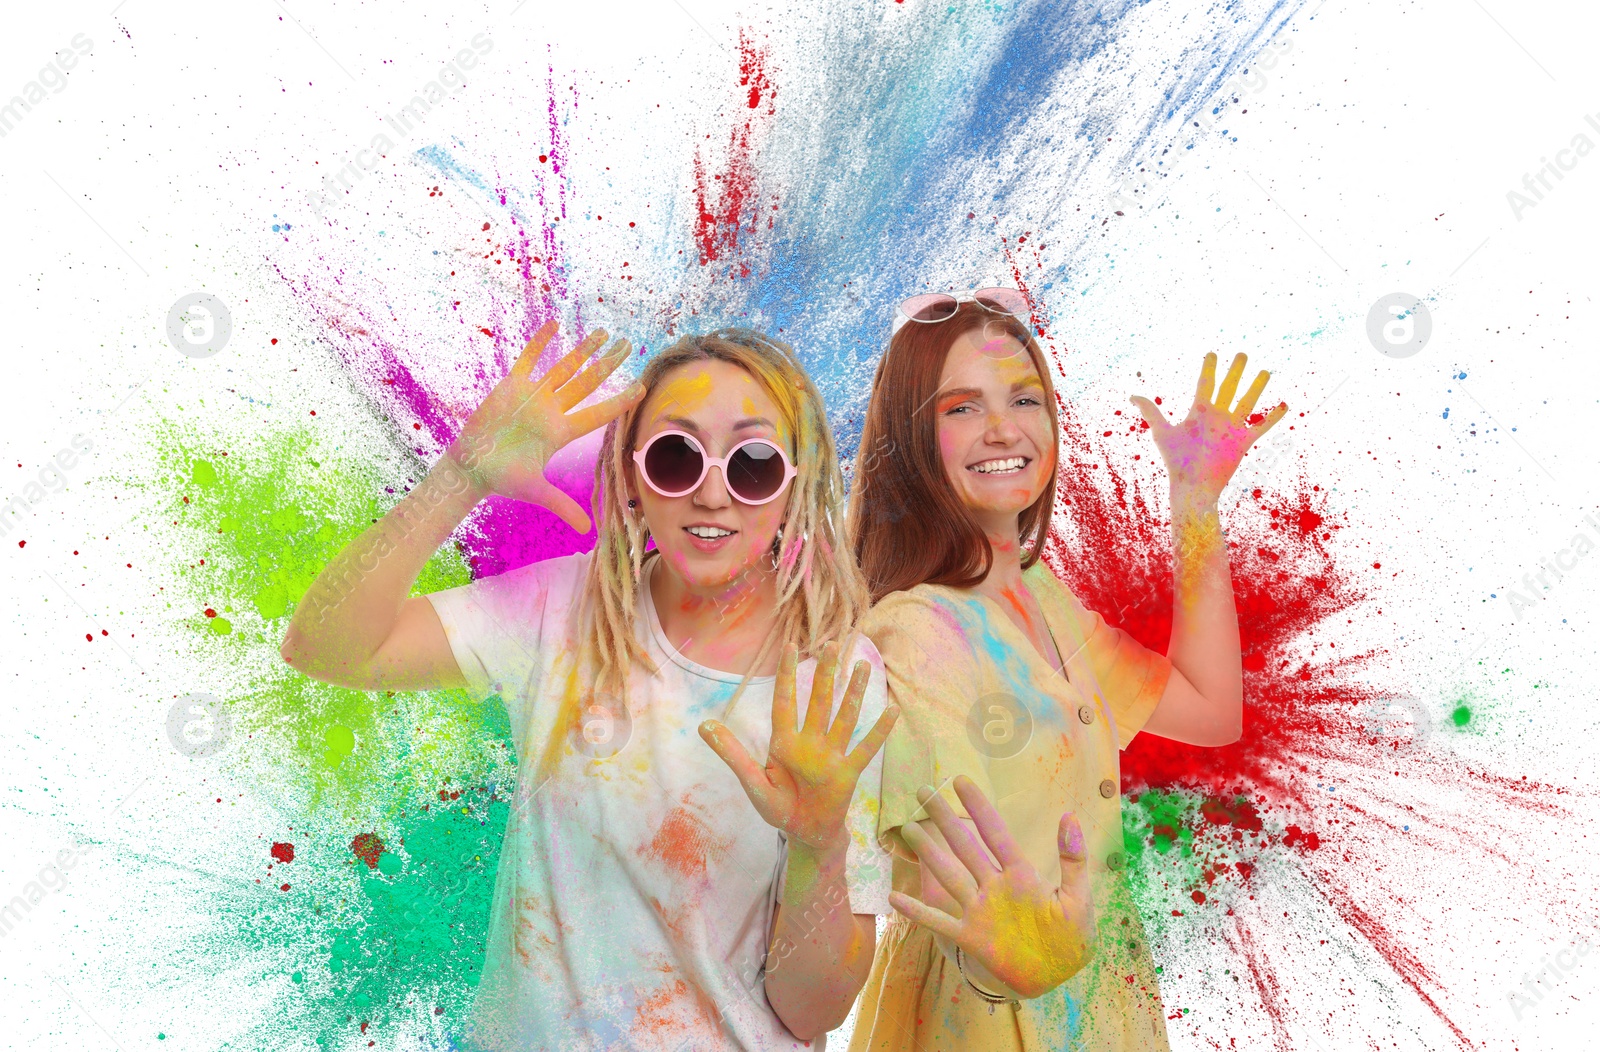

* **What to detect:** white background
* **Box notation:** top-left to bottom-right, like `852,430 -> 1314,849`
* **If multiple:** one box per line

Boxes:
1,0 -> 1596,1049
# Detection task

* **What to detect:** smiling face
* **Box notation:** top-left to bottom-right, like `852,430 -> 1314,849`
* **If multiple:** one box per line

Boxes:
933,326 -> 1057,538
628,358 -> 794,589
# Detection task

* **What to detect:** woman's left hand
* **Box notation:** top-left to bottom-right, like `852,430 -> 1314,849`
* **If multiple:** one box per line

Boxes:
700,644 -> 899,850
889,775 -> 1096,999
1130,352 -> 1288,502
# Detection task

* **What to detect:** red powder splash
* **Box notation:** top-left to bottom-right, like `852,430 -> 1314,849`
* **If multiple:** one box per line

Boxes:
1228,923 -> 1294,1048
1029,364 -> 1588,1046
350,832 -> 385,870
740,34 -> 775,111
1045,432 -> 1373,799
691,30 -> 778,276
1319,881 -> 1473,1048
1004,233 -> 1584,1044
1039,417 -> 1476,1043
270,841 -> 295,864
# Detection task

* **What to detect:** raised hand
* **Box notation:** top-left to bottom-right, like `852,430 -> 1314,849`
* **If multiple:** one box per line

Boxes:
699,644 -> 899,851
889,775 -> 1094,1000
446,320 -> 642,532
1130,352 -> 1288,501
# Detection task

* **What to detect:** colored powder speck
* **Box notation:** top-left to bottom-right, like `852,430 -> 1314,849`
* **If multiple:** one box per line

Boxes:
351,833 -> 385,870
323,724 -> 355,766
271,841 -> 295,864
1451,705 -> 1471,727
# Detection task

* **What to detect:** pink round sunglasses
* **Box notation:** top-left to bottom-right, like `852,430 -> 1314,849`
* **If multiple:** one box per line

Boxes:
631,429 -> 798,505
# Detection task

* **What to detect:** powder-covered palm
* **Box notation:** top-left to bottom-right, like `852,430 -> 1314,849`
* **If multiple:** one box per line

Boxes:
700,644 -> 899,851
446,320 -> 640,533
1130,351 -> 1288,502
890,776 -> 1095,1000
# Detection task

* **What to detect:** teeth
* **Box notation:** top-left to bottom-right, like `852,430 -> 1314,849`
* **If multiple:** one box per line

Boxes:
686,526 -> 735,538
971,457 -> 1027,474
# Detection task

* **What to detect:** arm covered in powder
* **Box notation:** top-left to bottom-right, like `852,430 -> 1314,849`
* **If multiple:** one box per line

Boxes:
280,322 -> 639,691
1132,352 -> 1288,745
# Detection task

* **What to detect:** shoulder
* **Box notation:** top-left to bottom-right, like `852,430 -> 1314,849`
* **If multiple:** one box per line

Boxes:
1024,558 -> 1098,630
862,584 -> 985,676
533,550 -> 593,592
429,551 -> 592,626
482,550 -> 590,593
836,630 -> 886,673
864,583 -> 983,637
1022,557 -> 1075,603
797,630 -> 887,678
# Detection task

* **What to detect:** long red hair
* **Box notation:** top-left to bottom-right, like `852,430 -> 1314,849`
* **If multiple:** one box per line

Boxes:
847,301 -> 1060,603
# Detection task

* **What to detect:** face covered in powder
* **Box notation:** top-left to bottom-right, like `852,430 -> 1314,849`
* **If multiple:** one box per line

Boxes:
932,324 -> 1057,536
627,359 -> 794,589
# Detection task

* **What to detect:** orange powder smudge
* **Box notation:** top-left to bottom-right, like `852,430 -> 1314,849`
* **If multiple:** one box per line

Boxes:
513,894 -> 564,972
996,585 -> 1036,629
631,977 -> 723,1046
641,806 -> 722,878
648,895 -> 693,944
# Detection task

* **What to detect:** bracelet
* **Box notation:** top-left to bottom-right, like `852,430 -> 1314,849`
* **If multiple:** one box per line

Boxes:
955,946 -> 1020,1014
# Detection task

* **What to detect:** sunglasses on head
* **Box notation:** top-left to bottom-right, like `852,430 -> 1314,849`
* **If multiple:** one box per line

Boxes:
632,430 -> 797,505
892,287 -> 1031,334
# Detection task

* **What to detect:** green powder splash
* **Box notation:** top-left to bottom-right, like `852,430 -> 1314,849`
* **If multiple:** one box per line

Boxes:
1119,788 -> 1294,952
146,422 -> 519,1048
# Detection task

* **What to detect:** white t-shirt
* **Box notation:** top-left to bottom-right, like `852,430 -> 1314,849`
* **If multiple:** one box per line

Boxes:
427,552 -> 893,1052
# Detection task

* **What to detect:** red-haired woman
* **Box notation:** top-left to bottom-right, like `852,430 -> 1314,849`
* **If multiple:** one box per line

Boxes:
844,291 -> 1286,1051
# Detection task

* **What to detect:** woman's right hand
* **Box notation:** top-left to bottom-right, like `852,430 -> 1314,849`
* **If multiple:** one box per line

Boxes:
446,320 -> 642,532
889,775 -> 1096,1000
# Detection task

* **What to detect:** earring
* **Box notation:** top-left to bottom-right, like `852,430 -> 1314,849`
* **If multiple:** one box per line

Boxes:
627,499 -> 637,509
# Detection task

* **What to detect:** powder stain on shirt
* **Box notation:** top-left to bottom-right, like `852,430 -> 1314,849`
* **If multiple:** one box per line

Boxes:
513,894 -> 563,972
642,804 -> 723,879
630,976 -> 723,1047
